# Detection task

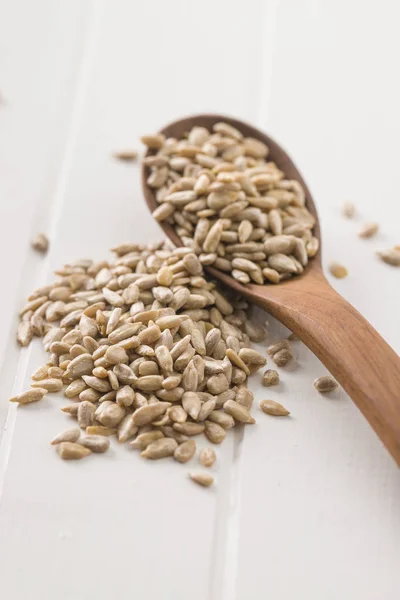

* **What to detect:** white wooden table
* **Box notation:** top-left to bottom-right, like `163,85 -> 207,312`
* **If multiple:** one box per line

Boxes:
0,2 -> 399,598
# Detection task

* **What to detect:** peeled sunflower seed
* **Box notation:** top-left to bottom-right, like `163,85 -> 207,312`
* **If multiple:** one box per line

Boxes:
132,402 -> 171,426
262,369 -> 280,386
130,431 -> 164,450
358,222 -> 379,239
376,248 -> 400,266
204,421 -> 226,443
313,376 -> 338,393
259,399 -> 290,416
272,348 -> 294,367
189,472 -> 214,487
80,435 -> 110,453
174,439 -> 196,463
31,232 -> 49,253
141,437 -> 178,459
223,399 -> 255,424
51,428 -> 81,445
117,415 -> 138,443
329,263 -> 348,279
56,442 -> 91,460
199,447 -> 216,467
86,426 -> 116,436
9,388 -> 48,404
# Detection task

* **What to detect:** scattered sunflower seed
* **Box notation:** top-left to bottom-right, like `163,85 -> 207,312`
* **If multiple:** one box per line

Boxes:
141,437 -> 178,459
262,369 -> 280,387
80,435 -> 110,453
56,442 -> 91,460
199,447 -> 216,467
259,399 -> 290,416
114,150 -> 138,162
359,222 -> 379,239
189,472 -> 214,487
376,248 -> 400,266
31,233 -> 49,254
313,375 -> 338,393
174,439 -> 196,463
342,202 -> 355,218
329,263 -> 348,279
51,428 -> 81,445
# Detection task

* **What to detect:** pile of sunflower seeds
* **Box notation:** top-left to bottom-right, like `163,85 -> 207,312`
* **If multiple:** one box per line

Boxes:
11,240 -> 275,486
142,122 -> 318,285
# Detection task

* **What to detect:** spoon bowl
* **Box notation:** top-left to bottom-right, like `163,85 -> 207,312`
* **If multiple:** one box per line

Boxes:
142,114 -> 400,465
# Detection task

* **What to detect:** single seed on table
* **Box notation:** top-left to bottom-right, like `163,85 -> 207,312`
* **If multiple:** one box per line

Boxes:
272,348 -> 294,367
174,439 -> 196,463
262,369 -> 280,387
329,262 -> 348,279
313,375 -> 339,393
260,399 -> 290,416
199,447 -> 216,468
51,427 -> 81,445
9,388 -> 48,405
342,201 -> 355,218
56,442 -> 91,460
31,232 -> 49,253
189,472 -> 214,487
141,437 -> 178,459
376,248 -> 400,266
359,222 -> 379,239
113,150 -> 138,162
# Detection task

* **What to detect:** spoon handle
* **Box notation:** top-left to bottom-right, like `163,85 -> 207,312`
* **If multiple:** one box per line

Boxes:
254,275 -> 400,465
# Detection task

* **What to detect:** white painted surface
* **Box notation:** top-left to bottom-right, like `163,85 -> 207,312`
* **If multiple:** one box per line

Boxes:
0,1 -> 399,599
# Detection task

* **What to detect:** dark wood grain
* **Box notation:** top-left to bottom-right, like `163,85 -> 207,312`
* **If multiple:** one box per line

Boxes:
142,114 -> 400,466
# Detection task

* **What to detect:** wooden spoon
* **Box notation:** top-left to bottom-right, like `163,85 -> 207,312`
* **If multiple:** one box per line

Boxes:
142,114 -> 400,465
